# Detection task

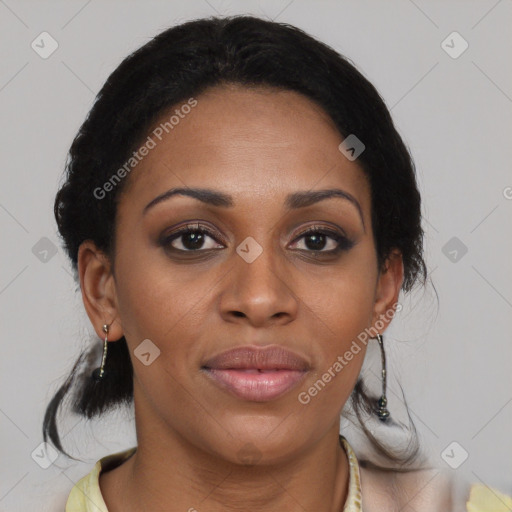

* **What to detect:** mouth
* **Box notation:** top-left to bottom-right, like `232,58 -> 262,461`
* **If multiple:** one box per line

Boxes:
201,345 -> 310,402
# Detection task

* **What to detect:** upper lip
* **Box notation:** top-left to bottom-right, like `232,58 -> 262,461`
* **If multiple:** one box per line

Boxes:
202,345 -> 310,371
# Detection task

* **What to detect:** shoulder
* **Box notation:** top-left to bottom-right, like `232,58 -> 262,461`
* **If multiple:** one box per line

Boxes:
359,463 -> 512,512
65,447 -> 137,512
359,464 -> 454,511
65,459 -> 106,512
466,483 -> 512,512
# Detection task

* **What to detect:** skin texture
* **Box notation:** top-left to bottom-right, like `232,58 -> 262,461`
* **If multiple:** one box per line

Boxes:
78,83 -> 404,512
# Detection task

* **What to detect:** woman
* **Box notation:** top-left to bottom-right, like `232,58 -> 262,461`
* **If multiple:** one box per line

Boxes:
43,15 -> 511,512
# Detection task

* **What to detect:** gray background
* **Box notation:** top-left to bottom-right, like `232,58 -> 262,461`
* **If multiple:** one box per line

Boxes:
1,0 -> 511,510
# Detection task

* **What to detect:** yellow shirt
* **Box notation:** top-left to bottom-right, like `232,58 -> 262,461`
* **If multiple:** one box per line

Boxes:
65,436 -> 511,512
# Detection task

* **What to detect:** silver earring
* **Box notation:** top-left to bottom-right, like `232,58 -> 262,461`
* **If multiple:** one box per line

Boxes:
375,333 -> 390,421
92,324 -> 109,381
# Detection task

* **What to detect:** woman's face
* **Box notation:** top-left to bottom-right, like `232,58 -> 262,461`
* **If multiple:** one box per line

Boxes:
81,84 -> 402,464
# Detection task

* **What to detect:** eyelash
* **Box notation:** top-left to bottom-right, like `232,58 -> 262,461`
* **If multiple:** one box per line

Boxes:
161,223 -> 354,256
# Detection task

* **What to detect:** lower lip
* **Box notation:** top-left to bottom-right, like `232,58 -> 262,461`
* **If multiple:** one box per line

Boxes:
202,368 -> 308,402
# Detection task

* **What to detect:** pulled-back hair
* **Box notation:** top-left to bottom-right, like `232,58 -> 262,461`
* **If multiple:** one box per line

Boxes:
44,15 -> 427,468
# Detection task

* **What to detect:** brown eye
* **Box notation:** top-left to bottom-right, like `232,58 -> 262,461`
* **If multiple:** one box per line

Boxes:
161,224 -> 224,252
290,227 -> 354,254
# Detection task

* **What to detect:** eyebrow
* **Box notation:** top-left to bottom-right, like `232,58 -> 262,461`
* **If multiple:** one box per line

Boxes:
143,187 -> 365,229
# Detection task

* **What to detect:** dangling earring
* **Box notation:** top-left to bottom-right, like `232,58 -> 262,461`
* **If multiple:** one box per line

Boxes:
92,324 -> 109,381
375,333 -> 390,421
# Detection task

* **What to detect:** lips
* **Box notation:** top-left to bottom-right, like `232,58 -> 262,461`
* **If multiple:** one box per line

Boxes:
201,345 -> 310,402
203,345 -> 310,371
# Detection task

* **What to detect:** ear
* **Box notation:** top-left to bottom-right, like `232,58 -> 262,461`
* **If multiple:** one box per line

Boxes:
77,240 -> 124,341
371,249 -> 404,333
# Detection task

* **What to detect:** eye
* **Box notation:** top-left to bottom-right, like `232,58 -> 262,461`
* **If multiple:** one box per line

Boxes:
290,226 -> 354,254
161,223 -> 224,252
160,223 -> 354,255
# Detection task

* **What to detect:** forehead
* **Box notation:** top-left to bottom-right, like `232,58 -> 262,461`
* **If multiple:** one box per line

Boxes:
118,84 -> 370,215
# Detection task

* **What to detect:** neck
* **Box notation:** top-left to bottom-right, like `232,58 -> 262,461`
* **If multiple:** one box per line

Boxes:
100,397 -> 350,512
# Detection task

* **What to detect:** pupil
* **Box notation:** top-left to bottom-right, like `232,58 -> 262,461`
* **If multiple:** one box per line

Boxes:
183,231 -> 204,250
305,233 -> 325,251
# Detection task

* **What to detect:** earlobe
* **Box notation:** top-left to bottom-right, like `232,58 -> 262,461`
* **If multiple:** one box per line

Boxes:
371,249 -> 404,332
77,240 -> 124,341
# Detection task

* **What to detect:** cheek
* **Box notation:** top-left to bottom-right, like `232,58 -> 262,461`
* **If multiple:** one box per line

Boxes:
293,249 -> 376,405
112,245 -> 223,391
300,248 -> 377,347
113,232 -> 206,336
113,263 -> 203,422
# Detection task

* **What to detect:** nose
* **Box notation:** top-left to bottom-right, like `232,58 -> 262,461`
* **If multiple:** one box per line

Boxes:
219,241 -> 299,328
